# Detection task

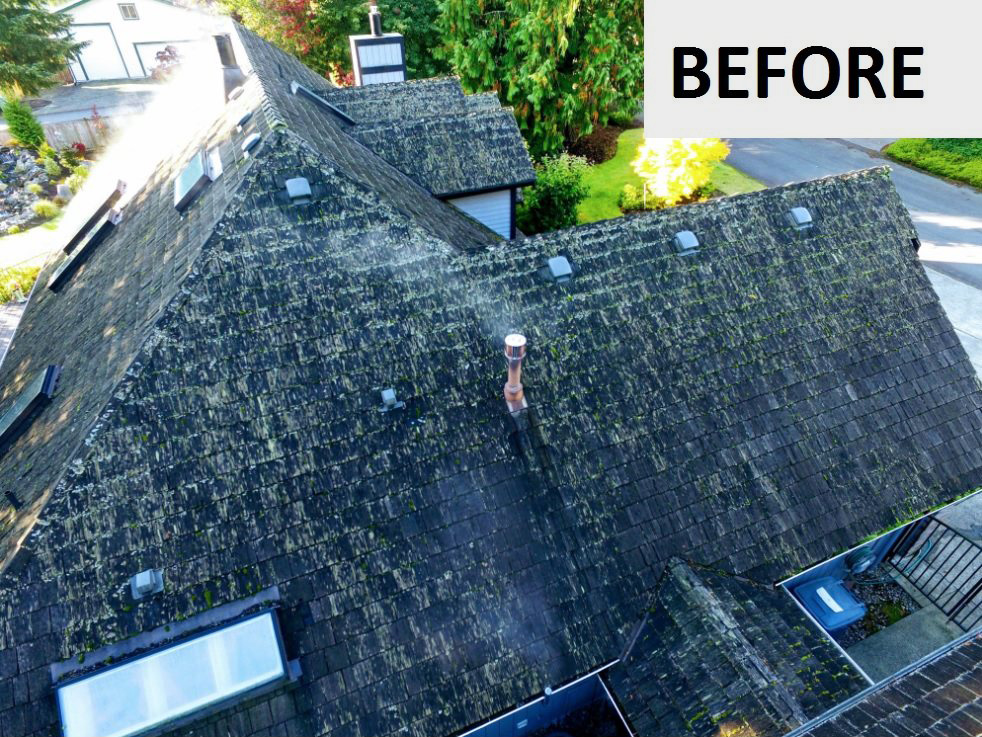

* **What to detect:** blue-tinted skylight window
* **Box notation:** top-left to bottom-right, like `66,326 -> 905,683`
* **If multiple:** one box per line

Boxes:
174,148 -> 222,212
57,611 -> 287,737
0,365 -> 60,451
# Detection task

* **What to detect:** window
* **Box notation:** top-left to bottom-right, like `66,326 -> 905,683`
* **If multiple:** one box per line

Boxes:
57,611 -> 289,737
118,3 -> 138,19
0,365 -> 60,451
173,148 -> 222,212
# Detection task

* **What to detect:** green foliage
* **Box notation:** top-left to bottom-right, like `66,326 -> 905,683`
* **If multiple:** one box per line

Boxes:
0,0 -> 85,96
31,198 -> 59,218
25,181 -> 41,195
66,173 -> 86,194
437,0 -> 643,158
0,264 -> 39,301
617,183 -> 645,211
42,156 -> 61,177
886,138 -> 982,189
516,153 -> 588,234
220,0 -> 446,80
72,164 -> 90,179
2,97 -> 45,150
58,145 -> 82,169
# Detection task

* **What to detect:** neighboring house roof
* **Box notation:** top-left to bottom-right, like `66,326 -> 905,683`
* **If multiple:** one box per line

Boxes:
607,560 -> 867,737
53,0 -> 179,14
0,23 -> 981,737
791,631 -> 982,737
320,79 -> 535,197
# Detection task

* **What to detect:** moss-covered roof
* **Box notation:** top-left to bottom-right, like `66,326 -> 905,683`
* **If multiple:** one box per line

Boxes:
0,23 -> 980,737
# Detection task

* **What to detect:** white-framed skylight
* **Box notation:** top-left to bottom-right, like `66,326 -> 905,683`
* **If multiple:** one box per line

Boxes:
0,365 -> 60,451
173,148 -> 222,212
48,209 -> 123,291
56,610 -> 288,737
63,181 -> 126,254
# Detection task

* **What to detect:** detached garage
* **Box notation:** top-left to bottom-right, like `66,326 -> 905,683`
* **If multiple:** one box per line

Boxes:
56,0 -> 220,81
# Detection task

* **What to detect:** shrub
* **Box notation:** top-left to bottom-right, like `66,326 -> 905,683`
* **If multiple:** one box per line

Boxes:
632,138 -> 730,208
516,154 -> 590,235
2,98 -> 46,150
0,265 -> 41,303
567,125 -> 622,165
617,183 -> 647,211
7,225 -> 20,235
67,173 -> 86,194
32,199 -> 59,218
72,164 -> 90,180
58,145 -> 82,169
886,138 -> 982,190
25,182 -> 42,195
42,157 -> 62,177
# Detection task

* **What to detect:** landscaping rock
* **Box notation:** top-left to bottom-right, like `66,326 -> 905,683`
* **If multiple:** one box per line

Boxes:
56,183 -> 73,201
0,145 -> 54,235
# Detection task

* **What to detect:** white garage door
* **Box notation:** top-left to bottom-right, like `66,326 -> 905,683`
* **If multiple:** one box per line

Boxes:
69,25 -> 129,81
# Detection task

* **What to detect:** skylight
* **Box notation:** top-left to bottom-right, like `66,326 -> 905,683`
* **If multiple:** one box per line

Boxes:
0,365 -> 60,451
63,181 -> 126,254
289,81 -> 356,125
174,148 -> 222,212
57,611 -> 289,737
48,209 -> 122,291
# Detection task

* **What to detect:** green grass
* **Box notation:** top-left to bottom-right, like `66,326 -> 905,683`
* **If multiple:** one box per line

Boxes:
577,129 -> 765,223
885,138 -> 982,189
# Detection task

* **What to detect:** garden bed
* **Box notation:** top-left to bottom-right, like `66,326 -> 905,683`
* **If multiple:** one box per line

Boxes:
835,571 -> 921,648
0,145 -> 55,234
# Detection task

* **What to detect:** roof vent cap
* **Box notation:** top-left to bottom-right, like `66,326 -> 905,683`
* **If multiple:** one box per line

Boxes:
788,206 -> 814,230
379,388 -> 405,412
235,111 -> 252,131
285,177 -> 312,202
129,568 -> 164,600
227,85 -> 244,101
241,133 -> 261,154
546,256 -> 573,283
673,230 -> 699,253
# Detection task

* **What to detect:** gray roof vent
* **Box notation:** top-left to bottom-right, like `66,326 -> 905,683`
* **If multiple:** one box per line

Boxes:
227,85 -> 244,101
285,177 -> 312,203
235,111 -> 252,131
379,388 -> 405,412
129,568 -> 164,600
546,256 -> 573,283
673,230 -> 699,253
788,206 -> 814,230
241,133 -> 261,154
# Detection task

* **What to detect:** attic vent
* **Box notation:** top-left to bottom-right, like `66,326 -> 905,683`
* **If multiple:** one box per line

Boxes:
227,85 -> 244,101
62,180 -> 125,254
235,111 -> 252,131
546,256 -> 573,283
48,208 -> 123,290
0,365 -> 60,452
241,133 -> 261,154
129,568 -> 164,600
788,206 -> 814,230
289,81 -> 356,125
56,611 -> 294,737
379,388 -> 405,412
285,177 -> 312,203
174,148 -> 222,212
673,230 -> 699,253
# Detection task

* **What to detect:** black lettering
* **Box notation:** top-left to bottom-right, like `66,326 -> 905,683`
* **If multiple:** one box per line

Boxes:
848,48 -> 885,98
792,46 -> 840,99
674,47 -> 710,98
894,47 -> 924,98
757,47 -> 786,98
719,47 -> 749,98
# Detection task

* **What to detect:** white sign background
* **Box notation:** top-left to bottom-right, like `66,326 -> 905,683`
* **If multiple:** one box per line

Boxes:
645,0 -> 982,137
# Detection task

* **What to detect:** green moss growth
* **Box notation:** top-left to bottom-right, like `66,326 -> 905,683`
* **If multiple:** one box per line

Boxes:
886,138 -> 982,189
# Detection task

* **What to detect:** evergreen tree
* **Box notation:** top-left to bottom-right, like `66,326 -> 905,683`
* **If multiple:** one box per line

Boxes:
0,0 -> 85,96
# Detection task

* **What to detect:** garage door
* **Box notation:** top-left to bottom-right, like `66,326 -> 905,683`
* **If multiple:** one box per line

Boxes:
69,25 -> 129,81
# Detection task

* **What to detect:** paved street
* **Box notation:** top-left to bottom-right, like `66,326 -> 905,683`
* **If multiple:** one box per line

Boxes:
729,138 -> 982,370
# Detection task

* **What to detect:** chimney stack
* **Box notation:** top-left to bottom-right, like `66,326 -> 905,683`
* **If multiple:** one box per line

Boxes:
348,5 -> 406,86
504,334 -> 528,414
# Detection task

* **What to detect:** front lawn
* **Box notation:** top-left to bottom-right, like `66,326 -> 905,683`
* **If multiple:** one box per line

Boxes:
885,139 -> 982,189
577,129 -> 765,223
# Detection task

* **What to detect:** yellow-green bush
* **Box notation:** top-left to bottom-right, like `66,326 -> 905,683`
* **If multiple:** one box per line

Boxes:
0,265 -> 40,302
32,199 -> 60,218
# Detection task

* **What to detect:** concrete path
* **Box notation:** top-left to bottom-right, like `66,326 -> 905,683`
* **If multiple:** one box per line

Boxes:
728,138 -> 982,368
0,302 -> 26,368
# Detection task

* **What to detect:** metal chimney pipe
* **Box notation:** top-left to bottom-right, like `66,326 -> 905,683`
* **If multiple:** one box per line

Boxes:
369,4 -> 383,36
504,333 -> 527,414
